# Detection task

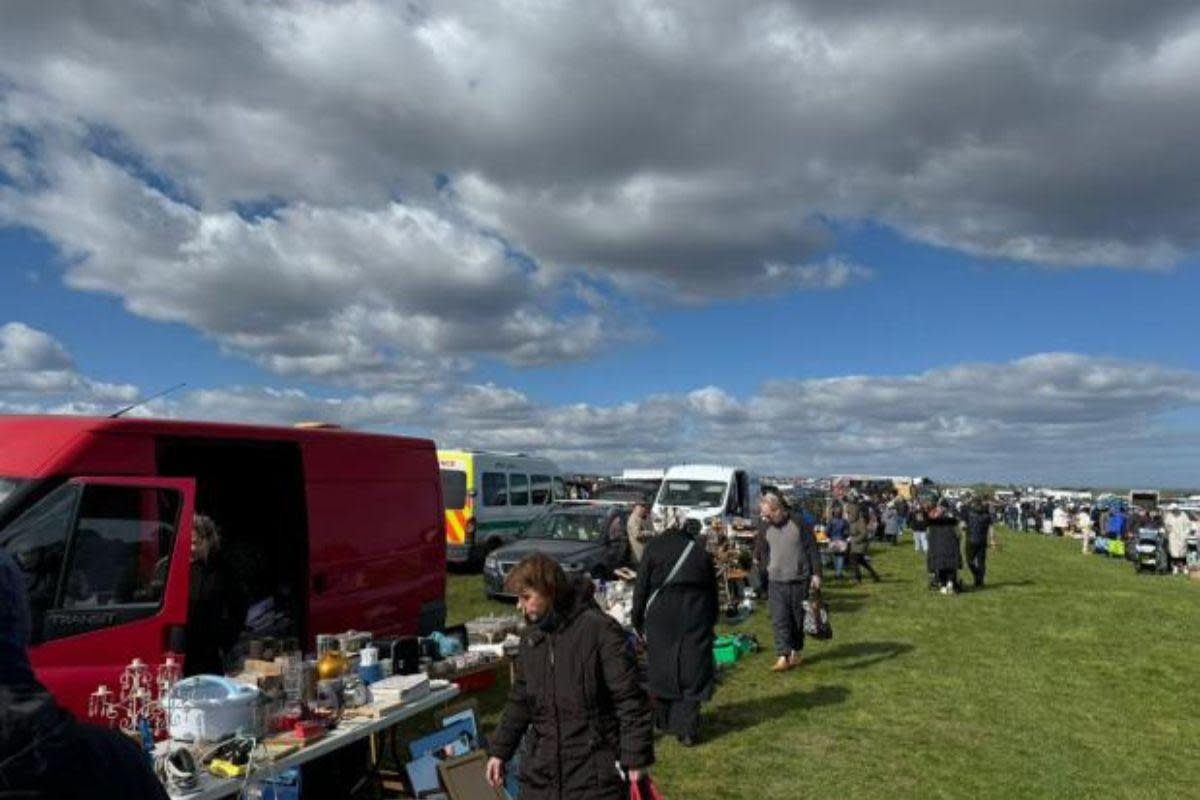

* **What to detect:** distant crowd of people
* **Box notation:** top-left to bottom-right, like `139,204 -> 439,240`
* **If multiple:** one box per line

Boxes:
995,497 -> 1196,574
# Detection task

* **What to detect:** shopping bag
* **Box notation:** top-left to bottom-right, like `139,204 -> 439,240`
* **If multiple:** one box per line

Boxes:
631,775 -> 666,800
802,592 -> 833,640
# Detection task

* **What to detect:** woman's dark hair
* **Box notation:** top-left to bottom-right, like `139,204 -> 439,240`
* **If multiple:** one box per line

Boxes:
504,552 -> 572,610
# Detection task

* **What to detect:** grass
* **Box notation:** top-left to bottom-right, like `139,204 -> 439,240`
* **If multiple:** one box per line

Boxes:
441,530 -> 1200,799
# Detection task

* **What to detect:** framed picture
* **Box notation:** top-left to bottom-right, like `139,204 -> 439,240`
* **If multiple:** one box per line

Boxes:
404,754 -> 445,798
436,701 -> 481,748
408,718 -> 476,761
436,750 -> 508,800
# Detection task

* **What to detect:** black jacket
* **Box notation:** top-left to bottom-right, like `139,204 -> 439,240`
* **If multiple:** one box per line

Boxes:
489,582 -> 654,800
926,517 -> 963,572
965,509 -> 993,544
0,683 -> 168,800
753,513 -> 823,583
631,531 -> 718,701
185,553 -> 245,676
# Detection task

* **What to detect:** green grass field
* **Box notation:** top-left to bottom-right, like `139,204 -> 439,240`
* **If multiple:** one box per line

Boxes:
443,529 -> 1200,799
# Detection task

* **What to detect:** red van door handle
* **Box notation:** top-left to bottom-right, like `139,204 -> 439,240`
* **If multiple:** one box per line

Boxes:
312,573 -> 328,595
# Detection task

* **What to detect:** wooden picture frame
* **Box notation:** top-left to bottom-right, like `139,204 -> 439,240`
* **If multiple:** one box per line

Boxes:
436,750 -> 507,800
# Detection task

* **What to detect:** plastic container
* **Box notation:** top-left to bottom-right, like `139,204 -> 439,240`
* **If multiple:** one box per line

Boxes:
713,636 -> 740,665
165,676 -> 264,742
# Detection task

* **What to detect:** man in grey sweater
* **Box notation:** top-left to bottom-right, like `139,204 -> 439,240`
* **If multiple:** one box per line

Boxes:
754,493 -> 823,672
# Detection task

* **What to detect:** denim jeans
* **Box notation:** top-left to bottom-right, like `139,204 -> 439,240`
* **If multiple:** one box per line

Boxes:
914,529 -> 928,552
833,553 -> 846,577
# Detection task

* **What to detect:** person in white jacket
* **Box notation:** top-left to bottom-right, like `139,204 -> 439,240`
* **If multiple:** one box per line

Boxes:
1077,507 -> 1095,554
1051,505 -> 1072,537
1164,508 -> 1192,575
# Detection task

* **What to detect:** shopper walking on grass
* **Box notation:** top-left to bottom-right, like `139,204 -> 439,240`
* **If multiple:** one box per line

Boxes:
964,500 -> 993,588
847,502 -> 881,584
755,492 -> 823,672
826,505 -> 850,579
1165,507 -> 1191,575
882,503 -> 901,545
632,511 -> 719,747
487,554 -> 654,799
926,502 -> 963,594
911,502 -> 930,553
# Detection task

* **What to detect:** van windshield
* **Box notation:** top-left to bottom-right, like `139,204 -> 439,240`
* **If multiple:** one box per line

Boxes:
659,480 -> 727,508
0,477 -> 28,515
441,470 -> 467,510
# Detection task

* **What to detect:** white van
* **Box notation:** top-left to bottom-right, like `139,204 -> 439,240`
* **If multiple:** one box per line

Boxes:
438,450 -> 564,565
653,464 -> 761,537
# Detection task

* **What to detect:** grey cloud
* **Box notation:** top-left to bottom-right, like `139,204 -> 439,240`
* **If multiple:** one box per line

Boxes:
2,343 -> 1199,485
20,0 -> 1187,317
0,0 -> 1187,277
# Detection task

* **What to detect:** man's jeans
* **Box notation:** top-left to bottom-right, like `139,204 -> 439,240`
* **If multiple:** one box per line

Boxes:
768,580 -> 809,657
914,529 -> 928,552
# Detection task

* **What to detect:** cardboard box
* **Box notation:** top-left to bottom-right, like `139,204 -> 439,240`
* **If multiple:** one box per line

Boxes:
244,658 -> 285,676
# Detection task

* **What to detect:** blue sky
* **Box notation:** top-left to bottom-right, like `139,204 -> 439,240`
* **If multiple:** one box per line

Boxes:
2,2 -> 1200,486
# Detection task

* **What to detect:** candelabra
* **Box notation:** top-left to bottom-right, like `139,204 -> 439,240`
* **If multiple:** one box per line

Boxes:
88,655 -> 182,738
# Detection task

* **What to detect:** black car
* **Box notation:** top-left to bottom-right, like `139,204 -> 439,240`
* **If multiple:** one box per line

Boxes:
483,501 -> 631,598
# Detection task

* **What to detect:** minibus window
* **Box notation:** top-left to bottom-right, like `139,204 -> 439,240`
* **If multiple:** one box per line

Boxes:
553,477 -> 565,500
510,474 -> 529,506
482,472 -> 508,506
531,475 -> 551,505
441,470 -> 467,510
60,485 -> 181,611
0,484 -> 80,641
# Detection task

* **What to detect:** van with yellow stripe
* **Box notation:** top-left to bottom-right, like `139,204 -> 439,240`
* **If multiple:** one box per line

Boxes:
438,450 -> 563,565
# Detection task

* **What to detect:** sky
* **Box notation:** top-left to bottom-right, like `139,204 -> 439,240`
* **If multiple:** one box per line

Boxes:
1,1 -> 1200,487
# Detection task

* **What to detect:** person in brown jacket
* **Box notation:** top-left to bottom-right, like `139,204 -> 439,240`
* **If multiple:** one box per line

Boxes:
487,553 -> 654,799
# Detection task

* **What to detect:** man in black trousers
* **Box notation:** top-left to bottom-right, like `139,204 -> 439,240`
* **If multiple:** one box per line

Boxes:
964,499 -> 994,588
754,492 -> 823,672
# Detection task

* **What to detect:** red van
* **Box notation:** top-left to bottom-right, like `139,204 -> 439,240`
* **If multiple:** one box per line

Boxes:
0,415 -> 445,717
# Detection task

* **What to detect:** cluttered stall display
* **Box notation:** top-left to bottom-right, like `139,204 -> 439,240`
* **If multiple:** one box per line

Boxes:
85,619 -> 526,799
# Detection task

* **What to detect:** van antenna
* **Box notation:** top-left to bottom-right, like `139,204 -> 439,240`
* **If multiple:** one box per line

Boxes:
109,383 -> 187,419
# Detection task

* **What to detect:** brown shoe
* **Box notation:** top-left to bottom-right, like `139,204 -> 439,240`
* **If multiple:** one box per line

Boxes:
787,651 -> 804,668
771,656 -> 791,672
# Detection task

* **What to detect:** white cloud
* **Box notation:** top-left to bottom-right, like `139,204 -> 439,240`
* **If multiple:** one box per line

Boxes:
3,336 -> 1199,485
0,140 -> 611,382
0,322 -> 136,402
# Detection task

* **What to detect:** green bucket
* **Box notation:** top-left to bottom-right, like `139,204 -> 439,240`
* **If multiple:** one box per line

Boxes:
713,635 -> 740,665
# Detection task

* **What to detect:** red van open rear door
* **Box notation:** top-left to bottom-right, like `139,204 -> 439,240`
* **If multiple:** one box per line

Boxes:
19,477 -> 195,718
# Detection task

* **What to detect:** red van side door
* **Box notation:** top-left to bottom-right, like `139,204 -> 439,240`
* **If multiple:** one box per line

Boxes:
20,477 -> 195,718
